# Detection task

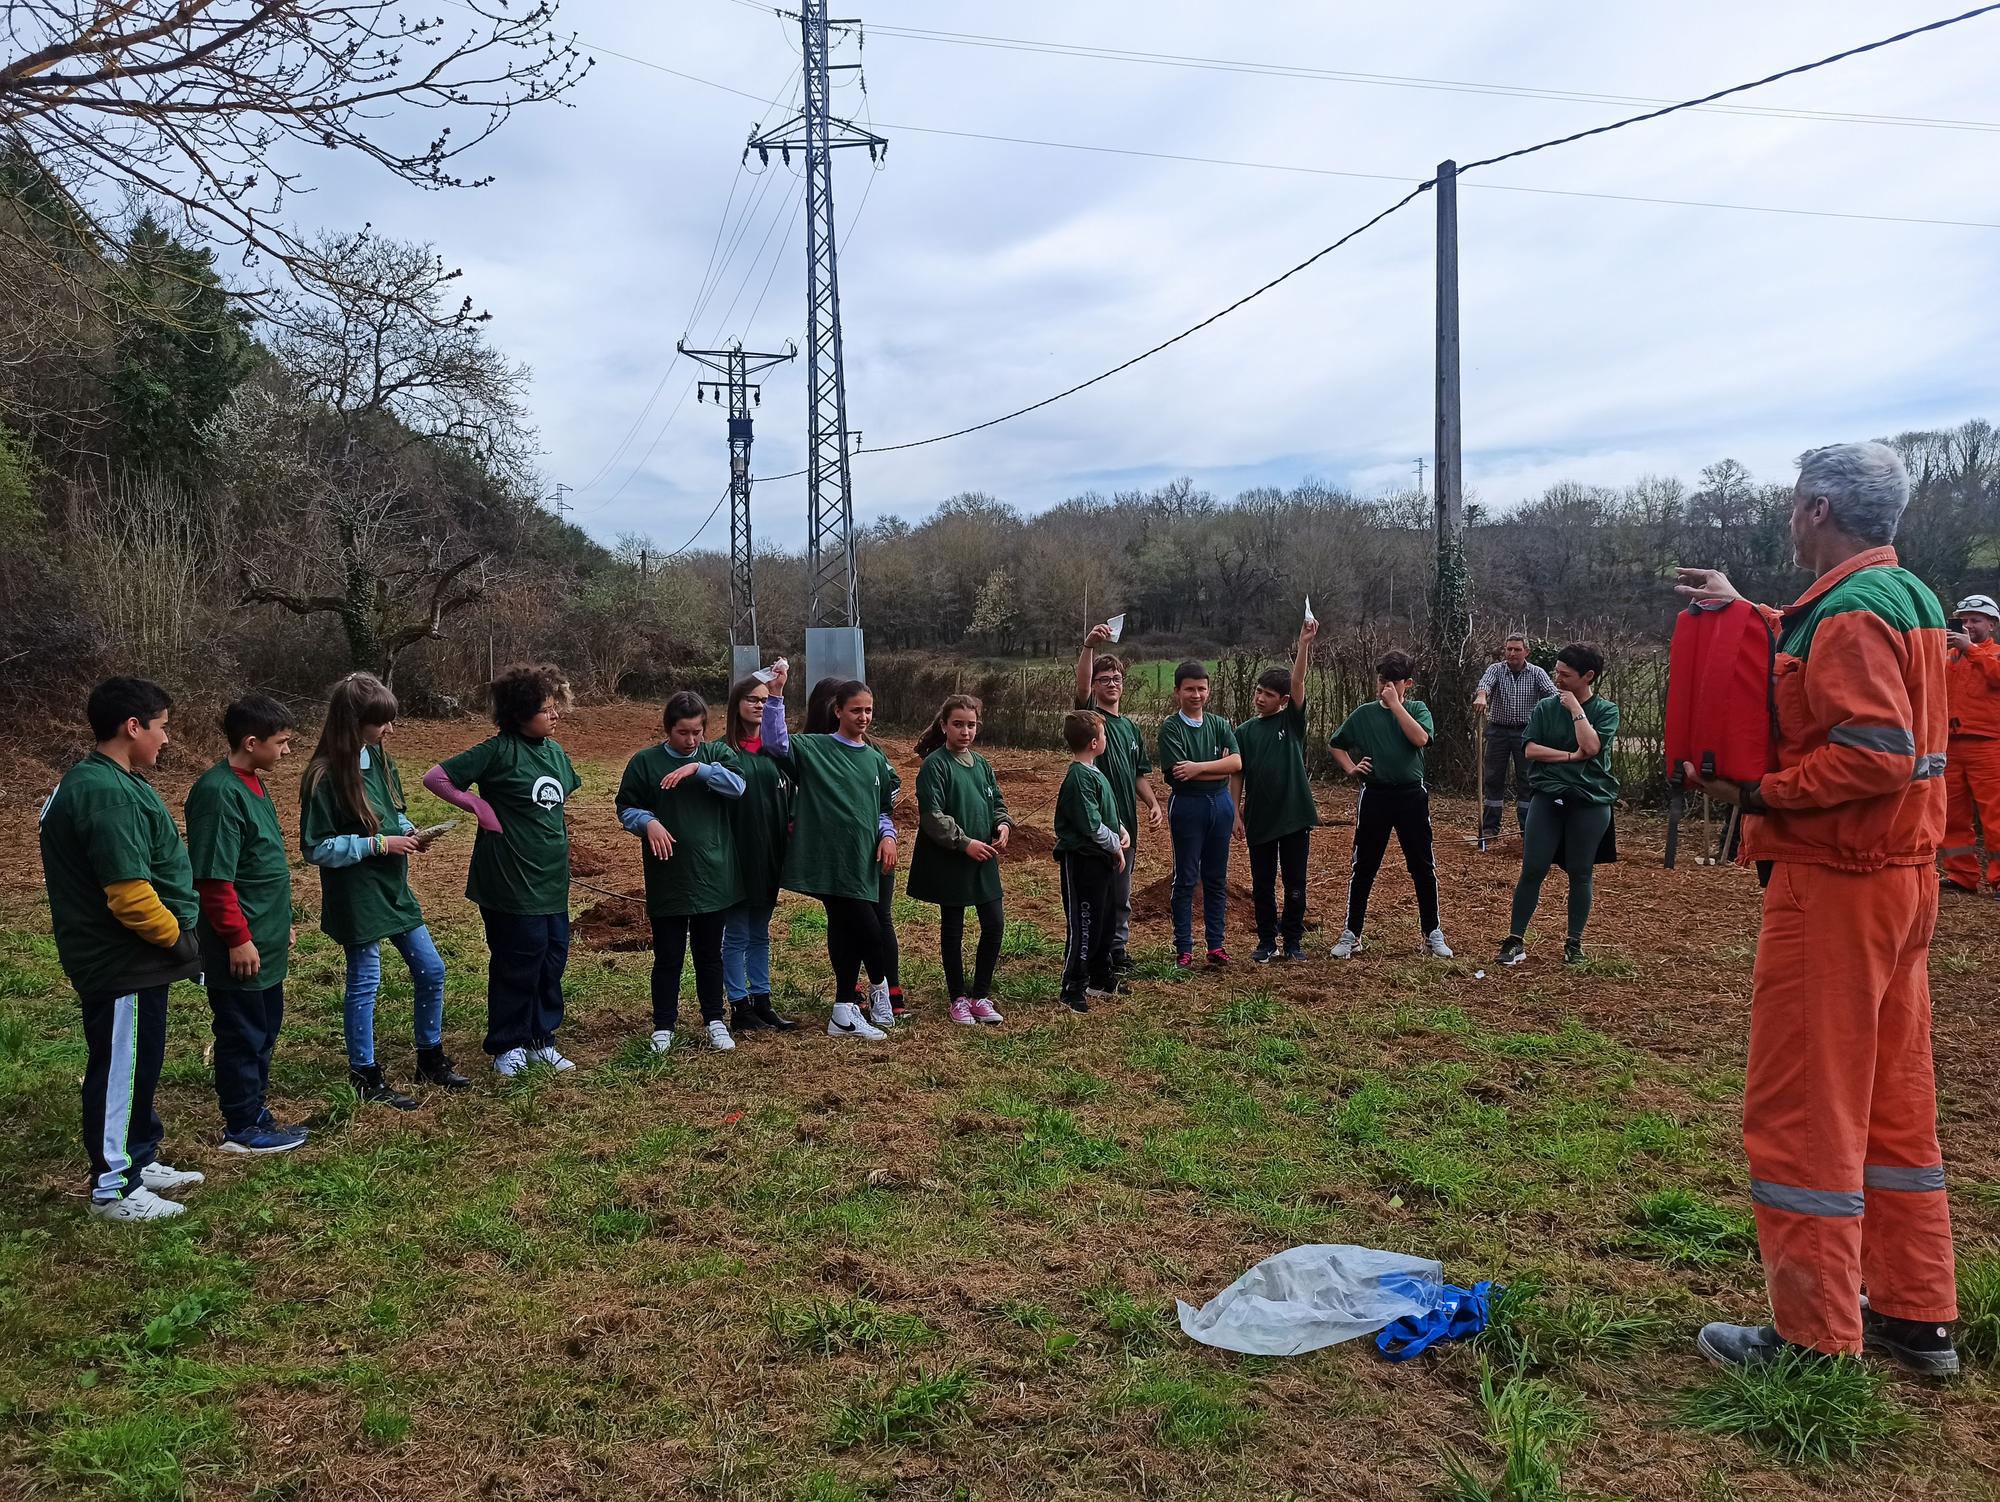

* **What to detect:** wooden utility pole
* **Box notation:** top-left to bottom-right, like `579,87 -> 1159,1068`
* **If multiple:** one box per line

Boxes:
1430,159 -> 1475,788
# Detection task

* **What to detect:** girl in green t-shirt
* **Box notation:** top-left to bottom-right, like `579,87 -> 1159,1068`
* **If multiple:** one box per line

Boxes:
907,695 -> 1012,1026
424,663 -> 582,1077
1500,643 -> 1621,968
806,676 -> 908,1019
718,664 -> 796,1033
302,673 -> 466,1109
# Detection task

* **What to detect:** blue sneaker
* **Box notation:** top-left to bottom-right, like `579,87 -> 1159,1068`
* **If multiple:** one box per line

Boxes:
220,1123 -> 307,1154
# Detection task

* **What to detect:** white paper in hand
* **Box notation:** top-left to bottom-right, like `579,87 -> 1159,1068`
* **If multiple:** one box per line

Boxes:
1304,596 -> 1316,624
1105,614 -> 1125,643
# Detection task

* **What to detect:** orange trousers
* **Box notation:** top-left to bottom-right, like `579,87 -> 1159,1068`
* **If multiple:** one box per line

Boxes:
1745,861 -> 1957,1354
1942,736 -> 2000,890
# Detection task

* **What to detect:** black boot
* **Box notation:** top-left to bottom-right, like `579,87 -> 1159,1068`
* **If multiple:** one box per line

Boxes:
750,993 -> 797,1030
731,998 -> 765,1033
351,1063 -> 419,1111
414,1046 -> 470,1091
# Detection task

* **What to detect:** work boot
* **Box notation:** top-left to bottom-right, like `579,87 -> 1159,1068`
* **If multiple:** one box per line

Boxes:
730,999 -> 765,1032
415,1046 -> 471,1091
749,993 -> 796,1031
1861,1298 -> 1962,1379
351,1063 -> 419,1111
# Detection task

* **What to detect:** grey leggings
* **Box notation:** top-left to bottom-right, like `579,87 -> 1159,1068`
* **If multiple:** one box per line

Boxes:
1507,793 -> 1612,944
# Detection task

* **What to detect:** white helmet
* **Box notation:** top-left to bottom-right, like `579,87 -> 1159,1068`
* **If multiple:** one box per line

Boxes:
1954,594 -> 1999,623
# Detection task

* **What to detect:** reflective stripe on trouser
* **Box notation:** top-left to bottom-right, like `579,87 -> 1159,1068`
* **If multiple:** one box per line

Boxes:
1745,861 -> 1957,1352
1941,736 -> 2000,889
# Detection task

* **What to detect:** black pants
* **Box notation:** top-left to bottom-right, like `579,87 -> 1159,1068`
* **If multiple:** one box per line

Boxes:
940,898 -> 1004,1000
1248,829 -> 1311,948
873,868 -> 901,988
822,894 -> 889,1001
80,986 -> 169,1200
208,981 -> 285,1133
481,908 -> 569,1056
650,910 -> 727,1030
1347,782 -> 1441,936
1481,725 -> 1531,836
1058,851 -> 1116,1001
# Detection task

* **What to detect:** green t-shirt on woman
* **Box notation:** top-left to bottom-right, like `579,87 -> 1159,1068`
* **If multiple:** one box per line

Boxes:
1526,695 -> 1620,805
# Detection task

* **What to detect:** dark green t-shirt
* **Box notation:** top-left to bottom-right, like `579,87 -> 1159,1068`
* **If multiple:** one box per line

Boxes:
39,752 -> 199,998
1236,703 -> 1319,845
438,733 -> 581,915
186,761 -> 294,988
1331,699 -> 1435,789
778,735 -> 896,902
299,747 -> 426,947
1157,713 -> 1239,796
1526,694 -> 1621,804
617,742 -> 745,917
1080,701 -> 1150,839
907,748 -> 1009,907
1054,760 -> 1122,857
716,736 -> 790,910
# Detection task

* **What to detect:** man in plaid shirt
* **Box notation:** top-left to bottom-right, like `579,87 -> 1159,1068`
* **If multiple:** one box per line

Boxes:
1473,634 -> 1556,841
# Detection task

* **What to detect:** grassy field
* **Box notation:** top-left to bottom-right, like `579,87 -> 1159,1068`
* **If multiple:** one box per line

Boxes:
1,701 -> 1996,1500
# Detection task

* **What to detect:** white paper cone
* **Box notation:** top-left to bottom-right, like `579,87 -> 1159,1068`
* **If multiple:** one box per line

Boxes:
1106,614 -> 1126,643
1304,596 -> 1316,624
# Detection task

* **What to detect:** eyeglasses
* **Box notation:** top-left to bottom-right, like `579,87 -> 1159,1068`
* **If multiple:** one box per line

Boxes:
1094,673 -> 1124,683
744,696 -> 770,707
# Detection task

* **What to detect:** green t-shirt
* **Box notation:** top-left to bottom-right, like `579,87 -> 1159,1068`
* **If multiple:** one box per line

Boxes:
716,736 -> 790,910
1331,699 -> 1435,789
617,742 -> 746,917
1080,701 -> 1150,839
185,761 -> 294,989
1236,703 -> 1319,844
299,747 -> 426,947
1526,695 -> 1621,804
38,752 -> 199,998
1054,760 -> 1122,857
778,734 -> 897,902
907,748 -> 1010,907
1157,713 -> 1239,796
438,733 -> 581,915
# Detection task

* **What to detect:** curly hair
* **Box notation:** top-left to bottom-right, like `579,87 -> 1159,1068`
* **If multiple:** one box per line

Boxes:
491,662 -> 571,734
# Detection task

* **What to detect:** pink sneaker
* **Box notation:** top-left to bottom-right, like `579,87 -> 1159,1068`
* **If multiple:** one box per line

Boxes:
1177,952 -> 1197,969
948,997 -> 977,1026
969,998 -> 1005,1025
1207,948 -> 1231,967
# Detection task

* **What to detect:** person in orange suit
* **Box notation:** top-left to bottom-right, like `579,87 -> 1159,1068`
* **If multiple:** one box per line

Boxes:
1676,441 -> 1960,1377
1941,593 -> 2000,894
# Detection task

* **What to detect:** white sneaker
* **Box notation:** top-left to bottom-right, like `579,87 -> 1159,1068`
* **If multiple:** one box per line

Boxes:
827,1001 -> 887,1041
867,982 -> 896,1029
706,1020 -> 736,1051
1426,929 -> 1455,959
1331,930 -> 1363,959
649,1029 -> 674,1055
493,1047 -> 529,1077
139,1162 -> 205,1193
88,1186 -> 185,1222
529,1045 -> 575,1072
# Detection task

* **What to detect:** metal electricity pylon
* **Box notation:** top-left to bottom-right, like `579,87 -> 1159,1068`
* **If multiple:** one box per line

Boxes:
678,337 -> 797,682
748,0 -> 885,685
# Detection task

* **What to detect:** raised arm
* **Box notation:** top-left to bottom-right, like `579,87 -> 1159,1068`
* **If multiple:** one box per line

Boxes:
1076,623 -> 1112,706
1291,619 -> 1318,710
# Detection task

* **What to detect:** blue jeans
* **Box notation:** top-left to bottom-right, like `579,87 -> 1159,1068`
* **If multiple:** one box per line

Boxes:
1169,789 -> 1235,954
722,901 -> 775,1001
343,925 -> 446,1068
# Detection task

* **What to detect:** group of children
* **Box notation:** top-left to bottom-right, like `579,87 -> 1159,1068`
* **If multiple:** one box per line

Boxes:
39,630 -> 1619,1223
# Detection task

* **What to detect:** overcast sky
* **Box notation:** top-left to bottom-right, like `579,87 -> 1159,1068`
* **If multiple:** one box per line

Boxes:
293,0 -> 2000,548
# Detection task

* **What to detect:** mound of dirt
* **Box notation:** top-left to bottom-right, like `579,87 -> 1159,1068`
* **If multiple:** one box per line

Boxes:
1000,824 -> 1056,861
569,842 -> 615,879
1129,872 -> 1256,924
574,897 -> 651,950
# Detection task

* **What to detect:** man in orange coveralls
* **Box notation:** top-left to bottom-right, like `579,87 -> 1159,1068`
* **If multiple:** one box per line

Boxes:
1677,441 -> 1960,1377
1941,593 -> 2000,894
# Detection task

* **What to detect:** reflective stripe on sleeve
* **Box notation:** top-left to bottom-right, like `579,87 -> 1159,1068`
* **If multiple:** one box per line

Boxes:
1829,724 -> 1916,756
1911,753 -> 1947,781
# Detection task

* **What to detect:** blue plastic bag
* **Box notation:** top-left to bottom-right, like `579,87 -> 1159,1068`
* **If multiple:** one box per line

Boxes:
1375,1279 -> 1499,1361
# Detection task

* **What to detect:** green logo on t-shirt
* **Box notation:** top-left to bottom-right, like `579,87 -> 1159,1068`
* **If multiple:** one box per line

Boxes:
530,775 -> 567,809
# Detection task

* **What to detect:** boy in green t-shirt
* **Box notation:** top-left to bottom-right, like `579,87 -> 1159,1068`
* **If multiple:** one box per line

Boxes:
1328,652 -> 1452,960
39,678 -> 205,1221
1053,711 -> 1128,1012
1232,619 -> 1319,963
1157,662 -> 1243,967
186,694 -> 306,1153
1076,627 -> 1162,973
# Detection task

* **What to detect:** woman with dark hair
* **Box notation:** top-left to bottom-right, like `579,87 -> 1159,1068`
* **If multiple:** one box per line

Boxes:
717,662 -> 796,1031
617,690 -> 746,1053
302,672 -> 465,1107
908,694 -> 1011,1023
1498,642 -> 1620,968
804,676 -> 907,1018
423,663 -> 582,1076
763,678 -> 899,1039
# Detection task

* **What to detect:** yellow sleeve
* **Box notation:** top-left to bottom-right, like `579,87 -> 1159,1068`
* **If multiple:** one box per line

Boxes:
104,879 -> 181,948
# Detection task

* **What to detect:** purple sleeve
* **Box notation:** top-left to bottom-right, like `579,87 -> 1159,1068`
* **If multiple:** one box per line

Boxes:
877,813 -> 896,841
760,696 -> 791,757
423,764 -> 499,832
